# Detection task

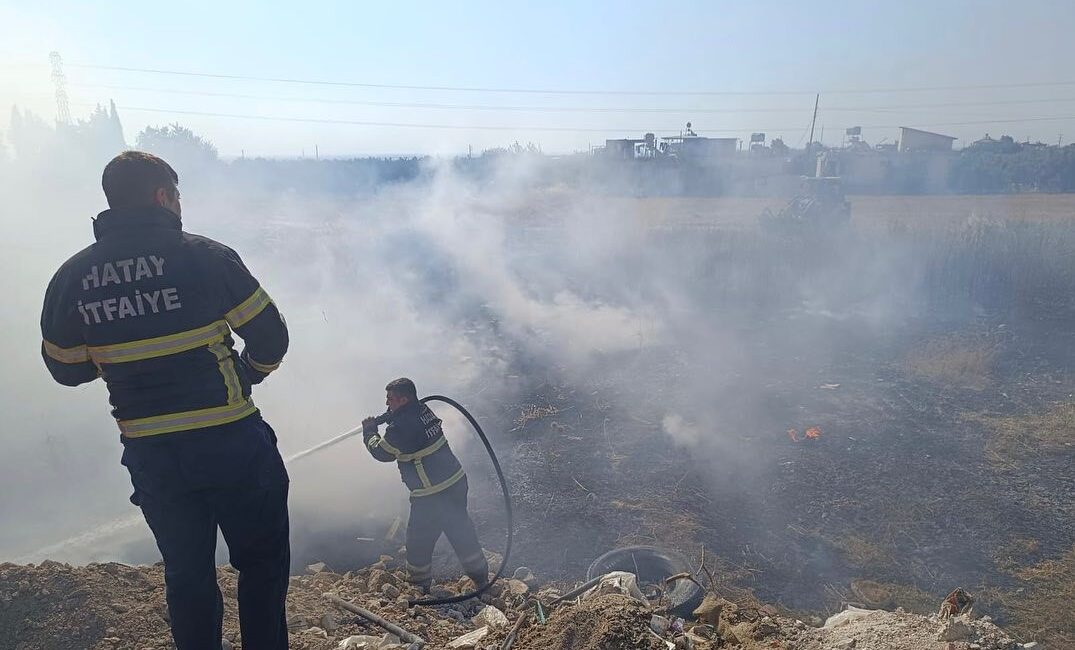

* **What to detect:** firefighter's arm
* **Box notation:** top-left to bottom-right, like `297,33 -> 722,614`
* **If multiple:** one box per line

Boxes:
213,245 -> 289,384
363,419 -> 396,463
40,269 -> 97,386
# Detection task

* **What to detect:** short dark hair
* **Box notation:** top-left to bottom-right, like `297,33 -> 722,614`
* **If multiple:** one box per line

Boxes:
102,151 -> 179,209
386,377 -> 418,399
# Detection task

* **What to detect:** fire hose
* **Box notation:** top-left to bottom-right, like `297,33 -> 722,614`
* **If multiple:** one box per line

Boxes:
287,394 -> 513,607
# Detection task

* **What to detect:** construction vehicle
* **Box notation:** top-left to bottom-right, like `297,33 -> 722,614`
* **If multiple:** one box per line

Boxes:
760,176 -> 851,231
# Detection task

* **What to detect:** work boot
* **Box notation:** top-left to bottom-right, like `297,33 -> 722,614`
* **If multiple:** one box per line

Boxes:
411,580 -> 432,595
467,570 -> 490,589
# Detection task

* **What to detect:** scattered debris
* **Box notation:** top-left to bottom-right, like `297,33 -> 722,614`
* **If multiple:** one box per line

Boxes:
472,604 -> 509,630
938,615 -> 973,642
511,566 -> 537,587
808,605 -> 1019,650
503,579 -> 530,597
324,594 -> 425,647
938,587 -> 975,619
446,625 -> 488,648
0,559 -> 1030,649
583,571 -> 647,602
691,593 -> 726,626
514,593 -> 667,650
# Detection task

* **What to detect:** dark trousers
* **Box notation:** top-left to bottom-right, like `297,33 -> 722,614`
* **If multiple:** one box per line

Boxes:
405,476 -> 488,586
122,415 -> 290,650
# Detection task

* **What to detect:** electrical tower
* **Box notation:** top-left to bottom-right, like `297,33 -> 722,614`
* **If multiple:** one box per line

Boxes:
49,51 -> 71,126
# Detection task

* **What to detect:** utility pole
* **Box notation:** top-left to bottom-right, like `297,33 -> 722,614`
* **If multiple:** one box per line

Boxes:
49,51 -> 71,126
807,93 -> 819,150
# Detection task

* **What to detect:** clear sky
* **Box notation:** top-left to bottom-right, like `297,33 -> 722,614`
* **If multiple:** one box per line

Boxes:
2,0 -> 1074,157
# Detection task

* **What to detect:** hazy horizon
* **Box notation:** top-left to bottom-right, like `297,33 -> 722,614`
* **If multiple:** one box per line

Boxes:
4,1 -> 1075,157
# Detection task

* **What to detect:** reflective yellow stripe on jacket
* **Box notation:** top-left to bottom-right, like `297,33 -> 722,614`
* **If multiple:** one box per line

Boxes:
384,435 -> 447,462
372,435 -> 464,497
118,400 -> 258,438
82,315 -> 259,437
409,467 -> 466,497
42,340 -> 90,364
225,287 -> 273,329
87,321 -> 230,364
245,354 -> 281,374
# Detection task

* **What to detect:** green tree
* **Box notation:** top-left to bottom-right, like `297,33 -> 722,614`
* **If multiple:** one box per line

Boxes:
135,123 -> 219,170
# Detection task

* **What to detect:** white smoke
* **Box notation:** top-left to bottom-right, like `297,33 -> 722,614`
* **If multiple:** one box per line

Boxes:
661,413 -> 701,447
0,154 -> 671,562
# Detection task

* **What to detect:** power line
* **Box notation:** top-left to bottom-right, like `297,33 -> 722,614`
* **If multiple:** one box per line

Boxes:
67,63 -> 1075,96
82,102 -> 1075,134
65,83 -> 1075,115
80,105 -> 692,133
67,84 -> 817,113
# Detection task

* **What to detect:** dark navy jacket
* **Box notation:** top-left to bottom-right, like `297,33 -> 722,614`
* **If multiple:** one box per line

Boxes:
40,206 -> 288,439
363,400 -> 465,498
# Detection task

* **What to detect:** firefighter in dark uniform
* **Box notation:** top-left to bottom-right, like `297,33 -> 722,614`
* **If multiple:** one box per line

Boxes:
40,151 -> 291,650
362,378 -> 489,589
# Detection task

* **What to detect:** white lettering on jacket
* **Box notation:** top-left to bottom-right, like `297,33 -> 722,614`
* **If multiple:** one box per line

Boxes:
82,256 -> 167,290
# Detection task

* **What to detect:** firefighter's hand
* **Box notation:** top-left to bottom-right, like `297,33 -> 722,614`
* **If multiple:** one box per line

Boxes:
362,416 -> 379,434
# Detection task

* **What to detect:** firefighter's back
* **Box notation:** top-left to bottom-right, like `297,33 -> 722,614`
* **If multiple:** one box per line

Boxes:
39,151 -> 292,650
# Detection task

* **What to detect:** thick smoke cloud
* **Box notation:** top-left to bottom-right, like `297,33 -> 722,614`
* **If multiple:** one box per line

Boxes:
1,140 -> 1018,575
0,151 -> 680,563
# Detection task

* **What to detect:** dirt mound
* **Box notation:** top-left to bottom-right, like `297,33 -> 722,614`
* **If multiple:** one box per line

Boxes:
513,593 -> 665,650
0,559 -> 1034,650
0,557 -> 514,650
0,561 -> 171,650
801,608 -> 1022,650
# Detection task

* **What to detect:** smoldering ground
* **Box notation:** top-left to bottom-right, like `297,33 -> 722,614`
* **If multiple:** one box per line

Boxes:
2,151 -> 1072,624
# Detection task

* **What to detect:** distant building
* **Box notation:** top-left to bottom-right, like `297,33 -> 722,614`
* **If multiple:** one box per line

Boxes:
898,127 -> 956,153
602,132 -> 737,160
663,135 -> 738,159
604,138 -> 643,160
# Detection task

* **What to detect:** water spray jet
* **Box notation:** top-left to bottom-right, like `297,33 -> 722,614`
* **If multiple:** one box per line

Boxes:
22,396 -> 512,609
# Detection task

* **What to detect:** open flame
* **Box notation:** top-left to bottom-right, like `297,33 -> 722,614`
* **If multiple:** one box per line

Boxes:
788,426 -> 823,442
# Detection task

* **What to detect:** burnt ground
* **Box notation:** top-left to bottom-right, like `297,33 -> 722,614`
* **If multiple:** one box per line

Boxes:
70,209 -> 1074,646
455,311 -> 1074,644
442,211 -> 1075,646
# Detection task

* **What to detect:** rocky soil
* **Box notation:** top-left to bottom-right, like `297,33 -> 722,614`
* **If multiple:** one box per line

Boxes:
0,556 -> 1041,650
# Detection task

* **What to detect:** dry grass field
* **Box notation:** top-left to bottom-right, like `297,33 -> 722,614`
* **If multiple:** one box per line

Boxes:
595,192 -> 1075,230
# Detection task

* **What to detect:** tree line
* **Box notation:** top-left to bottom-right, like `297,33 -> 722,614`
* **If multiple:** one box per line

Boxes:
4,104 -> 1075,195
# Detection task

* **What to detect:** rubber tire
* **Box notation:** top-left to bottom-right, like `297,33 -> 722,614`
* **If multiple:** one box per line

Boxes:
586,546 -> 703,618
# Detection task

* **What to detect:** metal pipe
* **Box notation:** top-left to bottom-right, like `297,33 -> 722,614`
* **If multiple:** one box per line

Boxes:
324,594 -> 426,646
549,575 -> 603,605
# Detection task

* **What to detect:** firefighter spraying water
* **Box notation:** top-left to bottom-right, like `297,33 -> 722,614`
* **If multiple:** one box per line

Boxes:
362,379 -> 490,593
